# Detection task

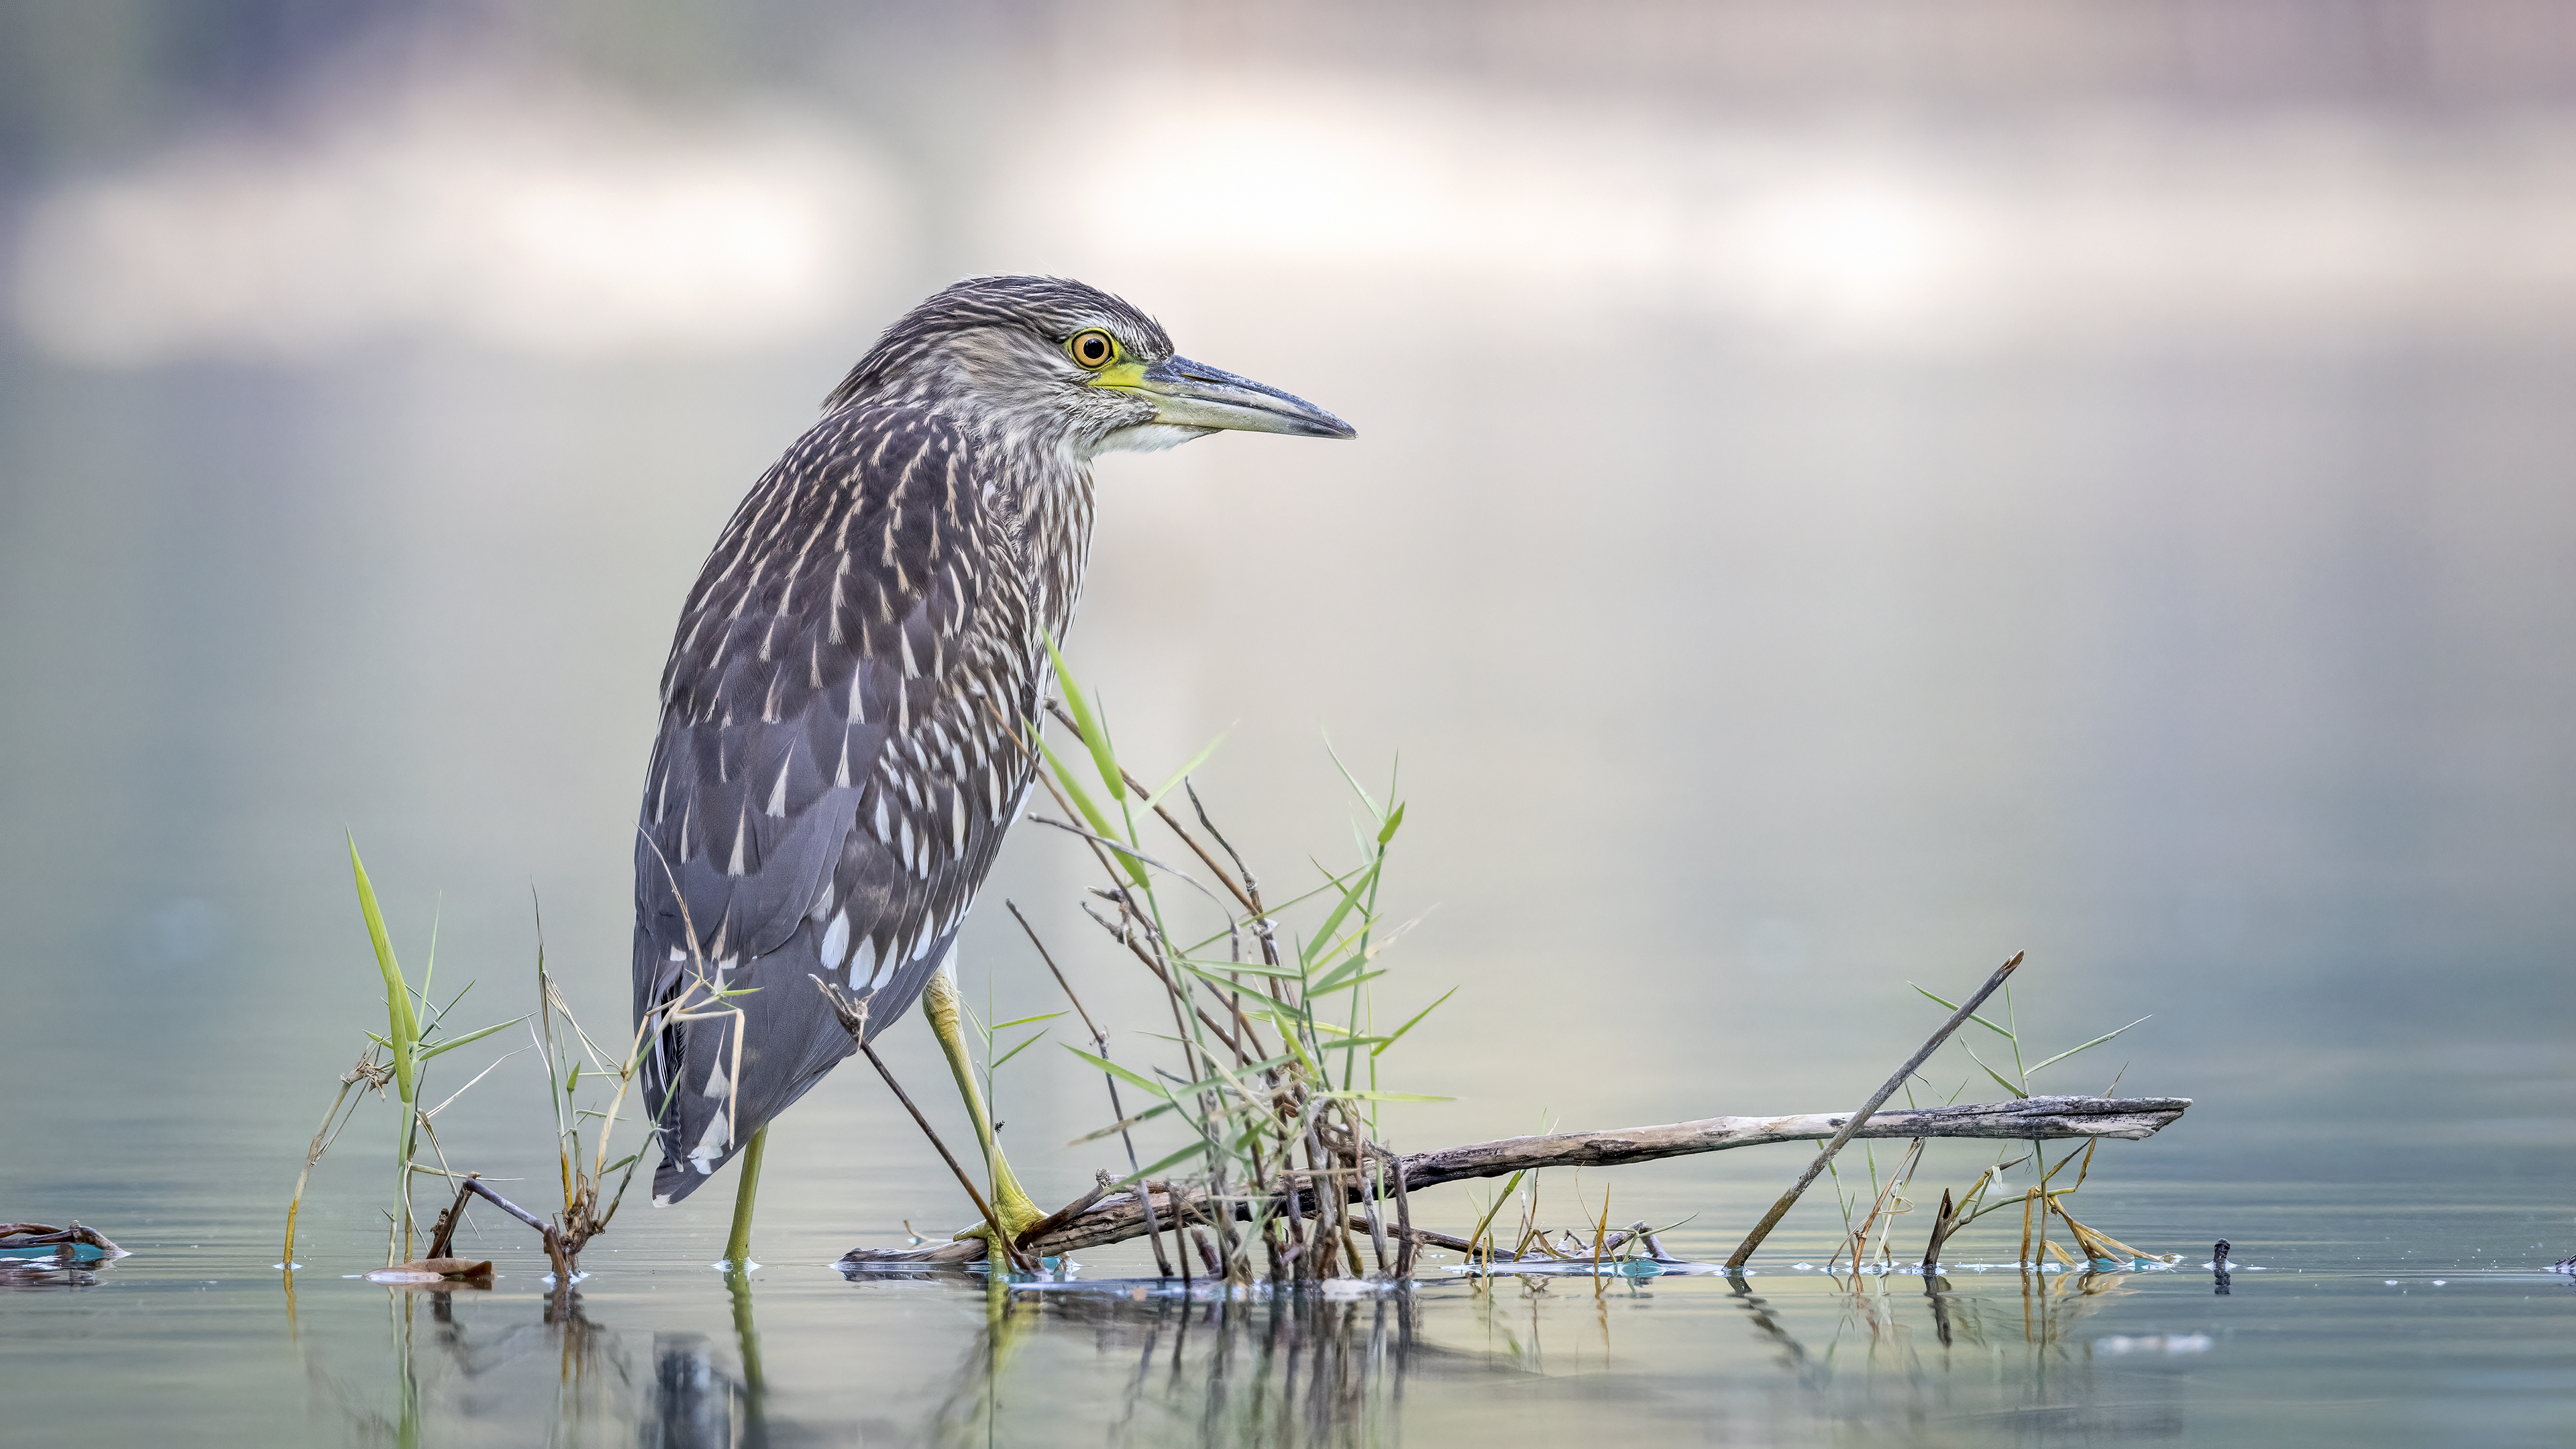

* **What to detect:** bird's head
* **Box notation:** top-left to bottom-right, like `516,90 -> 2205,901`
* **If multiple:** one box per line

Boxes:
824,275 -> 1354,459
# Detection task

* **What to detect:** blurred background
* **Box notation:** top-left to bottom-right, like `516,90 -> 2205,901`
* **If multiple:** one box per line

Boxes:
3,0 -> 2573,1252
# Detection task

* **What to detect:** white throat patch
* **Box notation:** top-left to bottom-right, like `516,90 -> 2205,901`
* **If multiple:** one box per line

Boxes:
1094,422 -> 1214,455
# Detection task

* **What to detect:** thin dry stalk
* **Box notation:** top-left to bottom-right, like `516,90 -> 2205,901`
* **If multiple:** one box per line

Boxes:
1829,1138 -> 1923,1273
1360,1151 -> 1392,1275
1385,1145 -> 1417,1279
1921,1188 -> 1958,1270
1465,1171 -> 1523,1274
1138,1176 -> 1175,1279
1014,1171 -> 1116,1250
1591,1190 -> 1611,1291
1007,899 -> 1143,1177
1303,1116 -> 1360,1278
1161,1183 -> 1190,1289
857,1038 -> 1034,1273
1280,1151 -> 1310,1281
1725,951 -> 2025,1271
282,1051 -> 392,1267
1340,1104 -> 1391,1276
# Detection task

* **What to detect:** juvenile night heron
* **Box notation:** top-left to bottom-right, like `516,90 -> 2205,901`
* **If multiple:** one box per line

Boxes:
633,276 -> 1352,1256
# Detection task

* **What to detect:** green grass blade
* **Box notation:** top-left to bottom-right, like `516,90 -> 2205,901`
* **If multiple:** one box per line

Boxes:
1032,730 -> 1118,840
1113,1139 -> 1214,1191
989,1030 -> 1049,1071
1300,860 -> 1383,967
1322,1089 -> 1453,1102
1373,985 -> 1458,1057
1144,732 -> 1228,813
1321,729 -> 1384,821
1033,729 -> 1146,887
2023,1016 -> 2153,1077
1061,1044 -> 1171,1097
419,903 -> 441,1020
1912,983 -> 2014,1038
348,837 -> 420,1102
1177,871 -> 1363,953
1304,932 -> 1389,992
1303,967 -> 1387,998
1175,961 -> 1293,996
417,1014 -> 531,1061
991,1012 -> 1067,1031
1175,956 -> 1304,979
1375,801 -> 1407,846
1155,1051 -> 1302,1102
1041,633 -> 1124,802
1066,1099 -> 1181,1146
1961,1041 -> 2029,1099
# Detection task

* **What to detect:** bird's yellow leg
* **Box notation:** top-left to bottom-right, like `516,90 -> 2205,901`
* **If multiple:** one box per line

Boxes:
922,968 -> 1047,1245
722,1124 -> 768,1269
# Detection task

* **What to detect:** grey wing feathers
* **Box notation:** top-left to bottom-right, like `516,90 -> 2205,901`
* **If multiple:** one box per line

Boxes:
633,407 -> 1042,1203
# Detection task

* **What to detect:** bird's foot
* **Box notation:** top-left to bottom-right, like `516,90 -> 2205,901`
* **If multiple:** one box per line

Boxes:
953,1169 -> 1050,1255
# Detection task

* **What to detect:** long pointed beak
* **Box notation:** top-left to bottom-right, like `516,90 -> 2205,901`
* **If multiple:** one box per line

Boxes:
1106,355 -> 1356,439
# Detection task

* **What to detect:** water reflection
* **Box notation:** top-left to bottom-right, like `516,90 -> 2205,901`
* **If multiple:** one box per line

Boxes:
925,1262 -> 2182,1445
298,1263 -> 1477,1446
945,1283 -> 1448,1448
292,1283 -> 654,1446
270,1258 -> 2365,1444
0,1257 -> 116,1292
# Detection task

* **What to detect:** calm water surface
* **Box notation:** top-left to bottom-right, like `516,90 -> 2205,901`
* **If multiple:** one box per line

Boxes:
8,1169 -> 2575,1446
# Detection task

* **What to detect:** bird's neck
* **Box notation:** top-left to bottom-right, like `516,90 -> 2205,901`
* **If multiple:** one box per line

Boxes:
984,431 -> 1096,650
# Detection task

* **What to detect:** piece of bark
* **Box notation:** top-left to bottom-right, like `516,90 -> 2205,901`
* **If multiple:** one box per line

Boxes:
0,1222 -> 125,1256
371,1258 -> 493,1279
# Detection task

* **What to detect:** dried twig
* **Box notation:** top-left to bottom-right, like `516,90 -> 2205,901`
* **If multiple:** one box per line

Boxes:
860,1036 -> 1030,1263
1726,952 -> 2024,1271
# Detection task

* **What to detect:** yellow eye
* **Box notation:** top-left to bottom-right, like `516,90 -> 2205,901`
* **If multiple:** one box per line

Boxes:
1067,329 -> 1117,369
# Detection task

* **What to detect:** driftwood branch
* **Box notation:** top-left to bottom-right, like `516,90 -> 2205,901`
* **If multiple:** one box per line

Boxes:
0,1222 -> 125,1258
838,1094 -> 2189,1268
